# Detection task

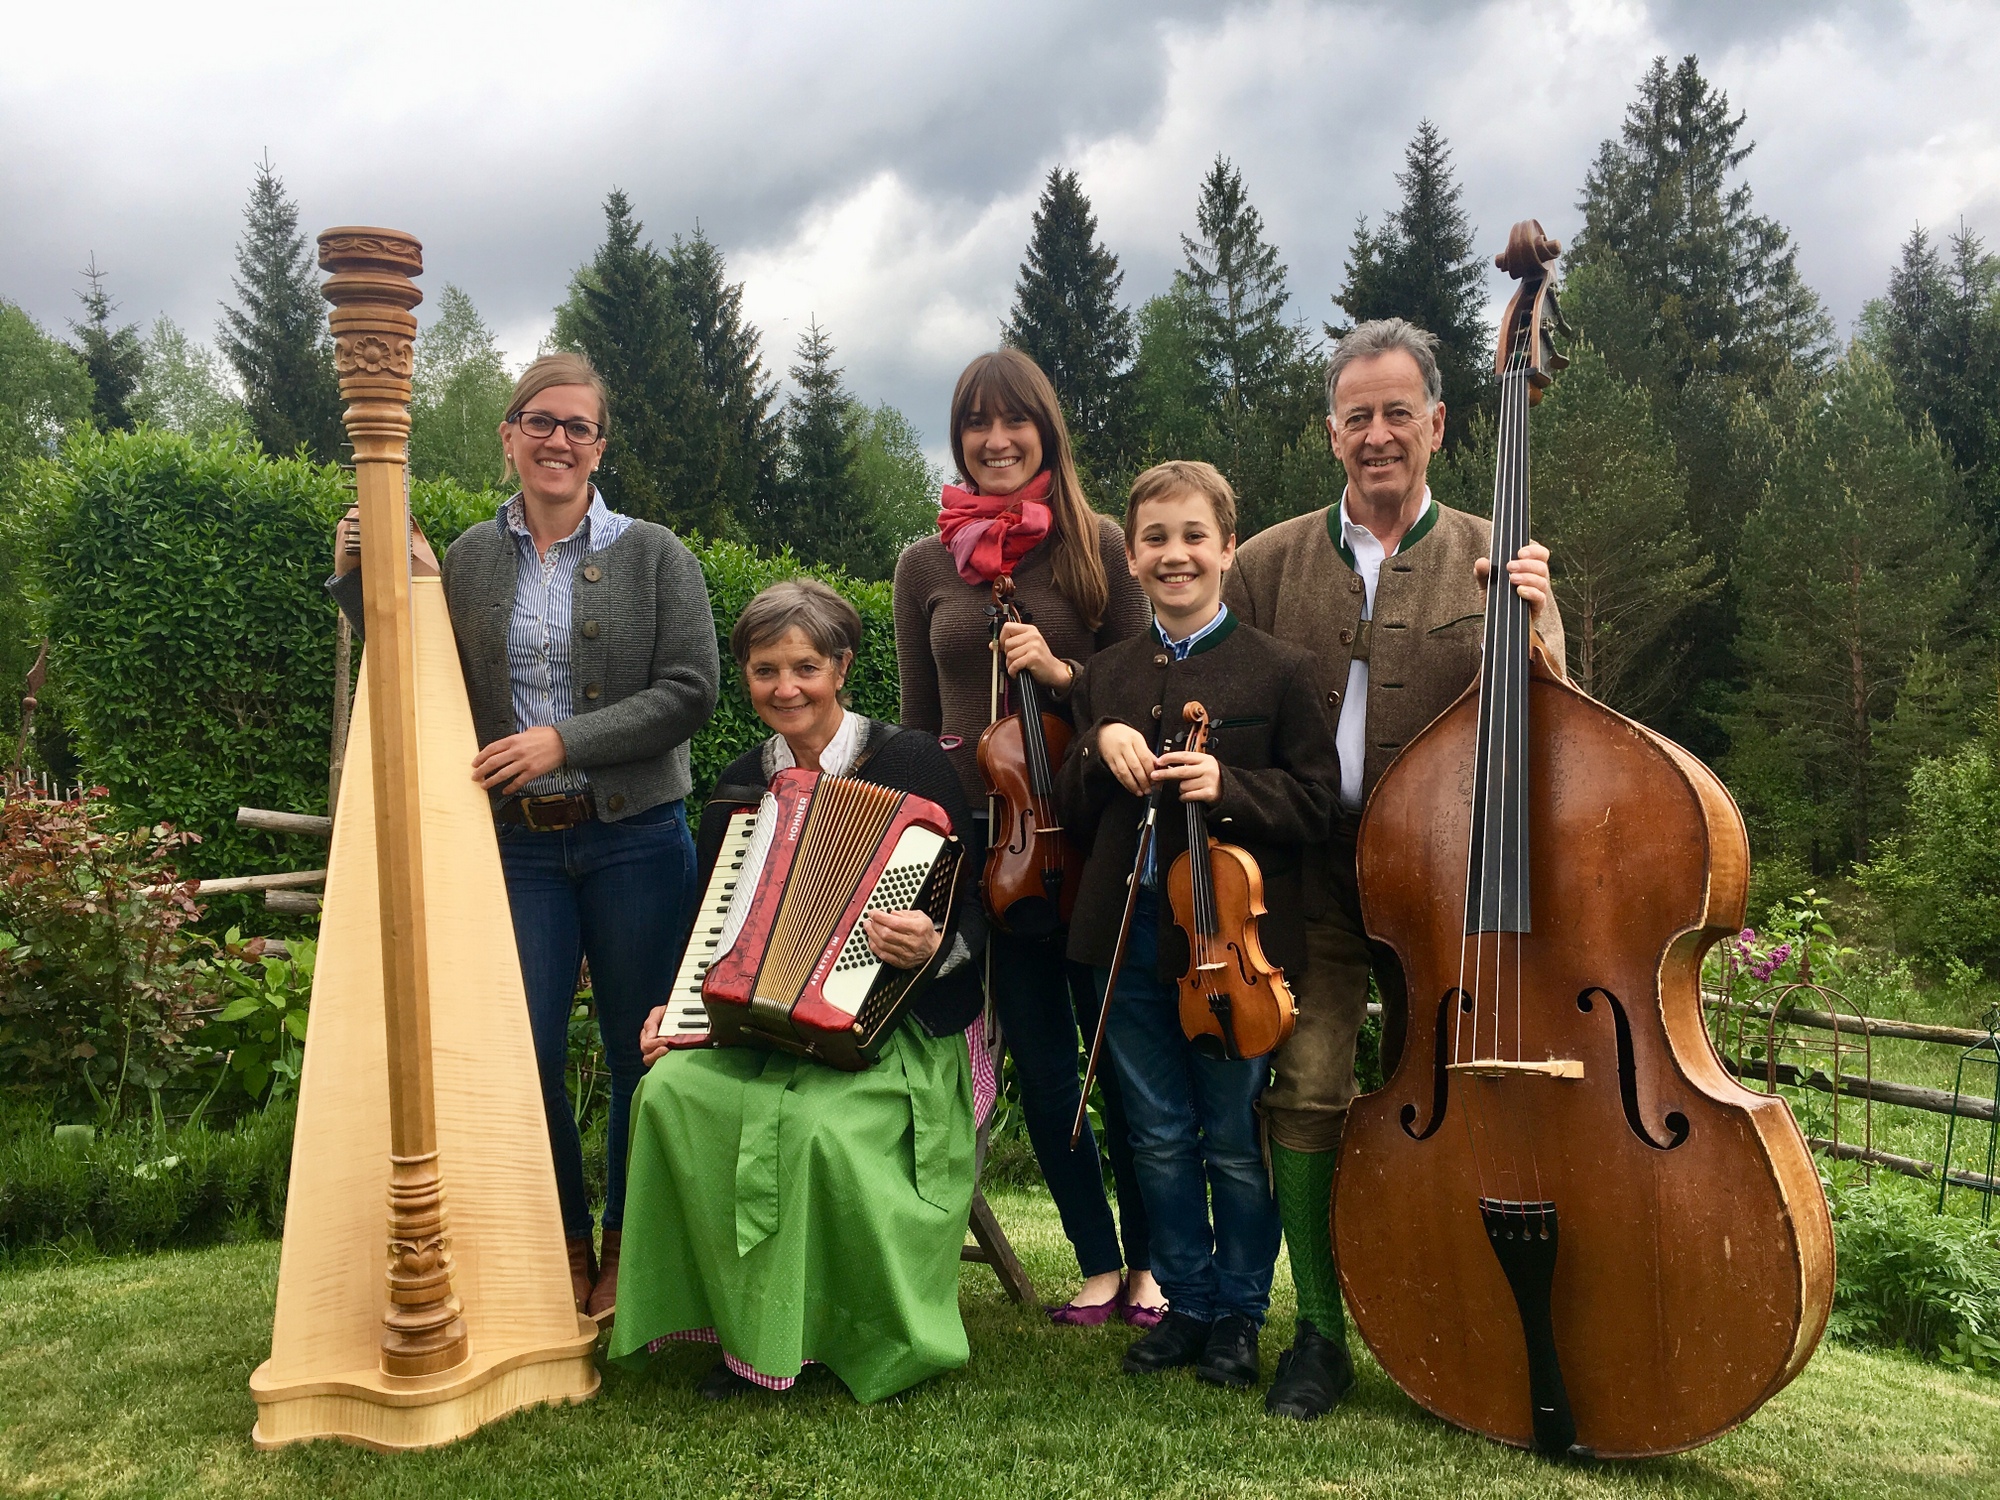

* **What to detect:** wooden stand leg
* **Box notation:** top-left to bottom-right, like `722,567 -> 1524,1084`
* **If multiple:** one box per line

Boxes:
961,1191 -> 1036,1305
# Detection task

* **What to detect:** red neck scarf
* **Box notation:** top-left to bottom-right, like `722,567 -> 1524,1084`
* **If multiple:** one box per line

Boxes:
937,470 -> 1053,586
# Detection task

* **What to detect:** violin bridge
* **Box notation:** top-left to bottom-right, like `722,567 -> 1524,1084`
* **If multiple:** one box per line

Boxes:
1195,962 -> 1229,973
1447,1058 -> 1583,1080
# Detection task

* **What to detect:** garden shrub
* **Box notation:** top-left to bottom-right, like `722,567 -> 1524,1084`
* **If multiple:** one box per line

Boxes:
15,428 -> 893,877
13,427 -> 350,890
1860,733 -> 2000,975
1827,1171 -> 2000,1374
0,787 -> 212,1123
0,1101 -> 294,1254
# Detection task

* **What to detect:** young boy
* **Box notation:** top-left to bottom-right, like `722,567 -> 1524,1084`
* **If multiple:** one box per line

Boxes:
1057,461 -> 1341,1394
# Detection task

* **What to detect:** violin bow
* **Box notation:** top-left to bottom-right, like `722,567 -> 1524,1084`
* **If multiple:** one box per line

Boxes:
1069,730 -> 1174,1148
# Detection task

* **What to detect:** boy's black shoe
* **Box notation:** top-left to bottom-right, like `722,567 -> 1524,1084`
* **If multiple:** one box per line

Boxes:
1264,1318 -> 1355,1420
1122,1310 -> 1215,1373
1196,1312 -> 1261,1388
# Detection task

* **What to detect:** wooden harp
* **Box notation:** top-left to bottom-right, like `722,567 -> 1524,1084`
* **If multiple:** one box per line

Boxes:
249,229 -> 598,1452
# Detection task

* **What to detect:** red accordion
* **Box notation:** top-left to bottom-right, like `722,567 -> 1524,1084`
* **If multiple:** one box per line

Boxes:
702,768 -> 963,1070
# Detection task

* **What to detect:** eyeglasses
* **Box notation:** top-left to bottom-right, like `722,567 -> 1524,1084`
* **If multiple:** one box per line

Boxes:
510,410 -> 605,445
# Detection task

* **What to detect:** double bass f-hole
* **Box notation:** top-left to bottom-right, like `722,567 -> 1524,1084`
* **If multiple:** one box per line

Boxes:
1577,987 -> 1690,1151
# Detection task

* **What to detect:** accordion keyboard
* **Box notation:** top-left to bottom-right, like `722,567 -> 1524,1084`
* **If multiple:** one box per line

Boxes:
662,807 -> 759,1046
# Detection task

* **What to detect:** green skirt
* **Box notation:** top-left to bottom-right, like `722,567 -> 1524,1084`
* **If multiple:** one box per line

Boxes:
607,1022 -> 976,1402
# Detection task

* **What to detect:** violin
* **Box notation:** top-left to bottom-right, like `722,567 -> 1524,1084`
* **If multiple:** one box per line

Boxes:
976,575 -> 1083,937
1164,703 -> 1296,1060
1334,221 -> 1832,1459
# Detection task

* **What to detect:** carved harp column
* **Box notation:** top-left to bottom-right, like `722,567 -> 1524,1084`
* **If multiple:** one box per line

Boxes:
318,228 -> 470,1379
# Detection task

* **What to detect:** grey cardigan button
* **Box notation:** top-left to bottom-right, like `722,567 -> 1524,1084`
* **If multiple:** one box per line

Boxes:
582,564 -> 602,583
582,620 -> 600,639
606,793 -> 626,813
584,682 -> 602,700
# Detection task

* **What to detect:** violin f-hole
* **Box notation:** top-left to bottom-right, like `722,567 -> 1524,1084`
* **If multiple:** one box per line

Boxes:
1577,987 -> 1690,1151
1400,987 -> 1467,1140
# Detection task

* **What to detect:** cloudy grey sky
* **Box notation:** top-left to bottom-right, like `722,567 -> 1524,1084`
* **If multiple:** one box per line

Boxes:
3,1 -> 1996,457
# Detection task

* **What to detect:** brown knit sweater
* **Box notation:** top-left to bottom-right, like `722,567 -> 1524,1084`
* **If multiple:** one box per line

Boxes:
894,515 -> 1150,803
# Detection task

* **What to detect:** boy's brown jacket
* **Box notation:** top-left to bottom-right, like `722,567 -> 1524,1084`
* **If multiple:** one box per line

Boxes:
1055,611 -> 1341,981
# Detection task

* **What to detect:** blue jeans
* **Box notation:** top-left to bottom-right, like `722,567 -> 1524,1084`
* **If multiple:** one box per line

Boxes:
497,798 -> 697,1239
989,927 -> 1151,1279
1098,891 -> 1280,1324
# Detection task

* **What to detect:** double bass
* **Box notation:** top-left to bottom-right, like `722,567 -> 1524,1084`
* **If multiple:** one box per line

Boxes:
1165,702 -> 1295,1060
977,576 -> 1082,936
1334,221 -> 1833,1458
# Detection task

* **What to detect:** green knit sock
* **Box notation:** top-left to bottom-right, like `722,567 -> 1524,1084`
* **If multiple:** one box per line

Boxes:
1272,1142 -> 1347,1345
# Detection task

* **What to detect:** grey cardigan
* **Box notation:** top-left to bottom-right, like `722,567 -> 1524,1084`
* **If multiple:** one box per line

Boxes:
439,513 -> 720,822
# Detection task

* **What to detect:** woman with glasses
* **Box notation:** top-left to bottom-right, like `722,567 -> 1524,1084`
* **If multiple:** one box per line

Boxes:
436,352 -> 720,1322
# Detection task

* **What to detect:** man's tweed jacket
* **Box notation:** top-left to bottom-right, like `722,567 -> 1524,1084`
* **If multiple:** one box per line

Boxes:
1223,501 -> 1567,800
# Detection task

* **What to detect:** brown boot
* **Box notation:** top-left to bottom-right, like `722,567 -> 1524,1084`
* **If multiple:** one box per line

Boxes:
566,1235 -> 597,1314
586,1229 -> 621,1326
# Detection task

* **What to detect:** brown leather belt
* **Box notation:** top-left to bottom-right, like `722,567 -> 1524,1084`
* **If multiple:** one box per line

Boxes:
498,791 -> 596,831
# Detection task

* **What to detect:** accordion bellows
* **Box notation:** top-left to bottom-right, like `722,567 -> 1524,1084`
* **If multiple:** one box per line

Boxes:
702,769 -> 962,1070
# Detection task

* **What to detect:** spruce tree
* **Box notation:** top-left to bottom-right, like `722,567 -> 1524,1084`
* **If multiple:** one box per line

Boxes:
218,156 -> 345,462
1867,223 -> 2000,525
1724,353 -> 1976,866
410,284 -> 513,490
850,402 -> 940,570
778,318 -> 867,571
552,190 -> 703,531
1176,157 -> 1320,535
1333,121 -> 1490,446
1181,156 -> 1300,421
1573,56 -> 1832,391
70,257 -> 142,432
1007,167 -> 1134,472
666,229 -> 783,542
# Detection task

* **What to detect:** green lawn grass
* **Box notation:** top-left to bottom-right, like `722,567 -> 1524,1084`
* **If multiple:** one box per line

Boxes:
3,1185 -> 1997,1500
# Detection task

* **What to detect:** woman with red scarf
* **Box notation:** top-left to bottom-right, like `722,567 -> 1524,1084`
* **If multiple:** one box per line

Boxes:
894,348 -> 1162,1325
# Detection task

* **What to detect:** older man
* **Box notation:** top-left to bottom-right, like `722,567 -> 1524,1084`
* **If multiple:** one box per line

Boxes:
1223,318 -> 1565,1420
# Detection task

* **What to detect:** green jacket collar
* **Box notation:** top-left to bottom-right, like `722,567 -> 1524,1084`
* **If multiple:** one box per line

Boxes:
1329,492 -> 1439,571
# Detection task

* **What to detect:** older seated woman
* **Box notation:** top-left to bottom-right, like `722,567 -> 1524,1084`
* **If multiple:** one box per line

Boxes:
607,579 -> 987,1402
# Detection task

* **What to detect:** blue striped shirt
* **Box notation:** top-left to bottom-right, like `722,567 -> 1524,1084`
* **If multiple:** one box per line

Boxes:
502,488 -> 634,796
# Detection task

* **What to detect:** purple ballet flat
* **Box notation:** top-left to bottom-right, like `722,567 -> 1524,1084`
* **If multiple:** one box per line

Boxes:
1046,1294 -> 1120,1327
1119,1291 -> 1166,1331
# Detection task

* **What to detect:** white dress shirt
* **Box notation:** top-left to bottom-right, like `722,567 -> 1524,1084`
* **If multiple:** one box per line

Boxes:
1335,488 -> 1432,811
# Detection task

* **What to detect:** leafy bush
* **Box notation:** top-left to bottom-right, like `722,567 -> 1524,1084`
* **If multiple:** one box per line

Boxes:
1828,1171 -> 2000,1373
0,1102 -> 293,1255
14,428 -> 892,877
12,428 -> 349,890
192,932 -> 315,1108
1860,733 -> 2000,975
0,787 -> 211,1122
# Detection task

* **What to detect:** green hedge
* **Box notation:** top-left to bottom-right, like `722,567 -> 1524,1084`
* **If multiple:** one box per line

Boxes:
19,428 -> 900,879
0,1105 -> 293,1255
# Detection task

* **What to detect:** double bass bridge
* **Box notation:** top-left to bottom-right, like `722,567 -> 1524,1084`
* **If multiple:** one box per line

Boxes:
1448,1058 -> 1583,1079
